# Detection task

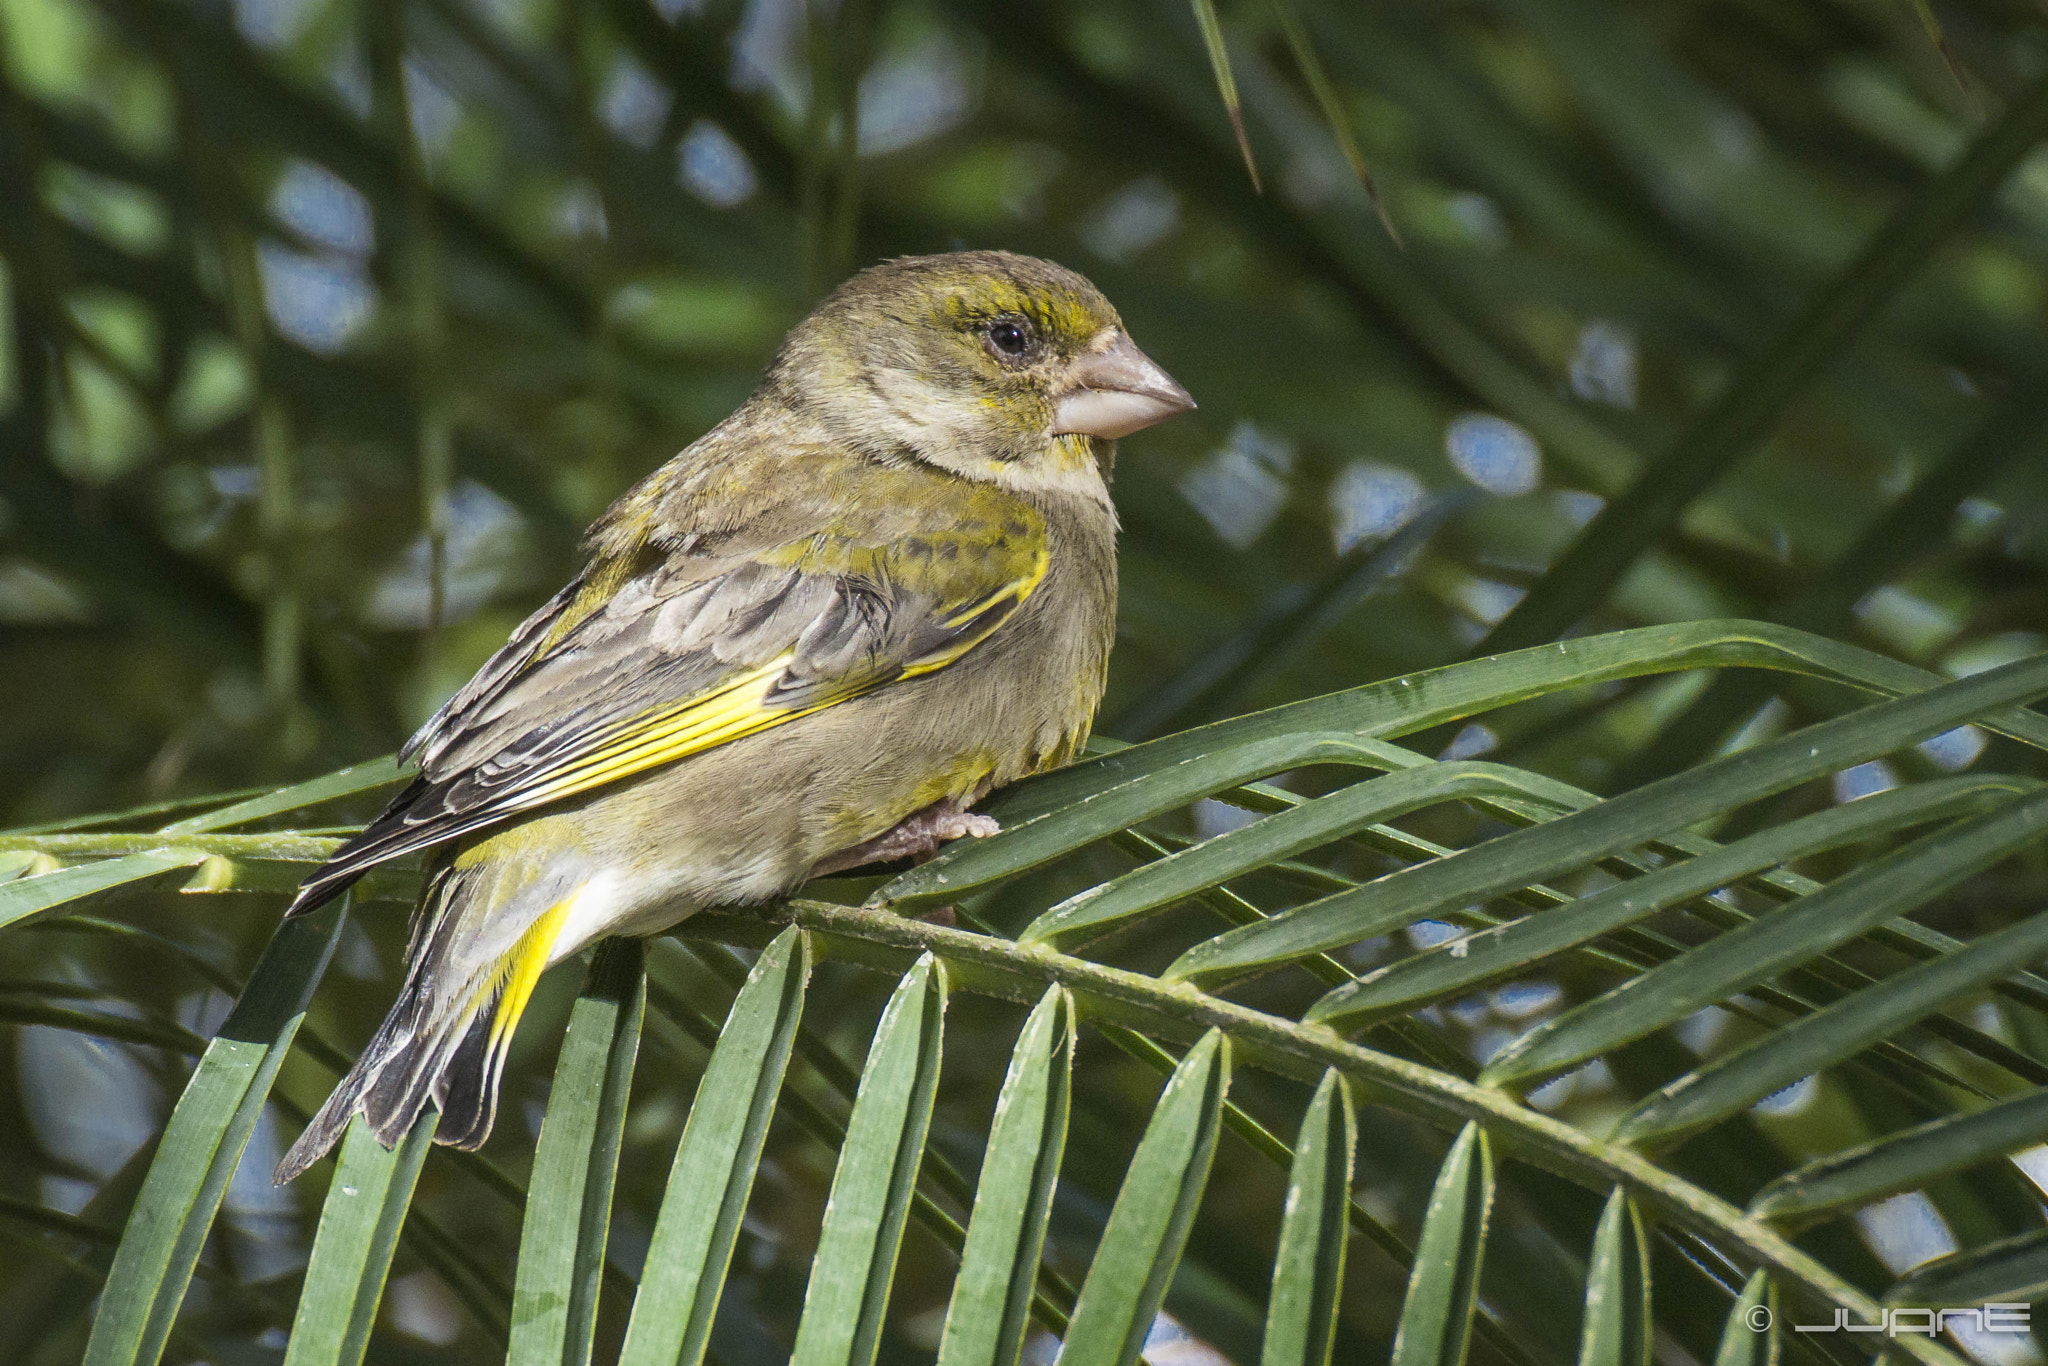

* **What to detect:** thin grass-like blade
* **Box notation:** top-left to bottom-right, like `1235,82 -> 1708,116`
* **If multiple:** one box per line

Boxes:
652,944 -> 1082,1328
1315,776 -> 2033,1028
1885,1227 -> 2048,1306
1484,788 -> 2048,1091
618,927 -> 810,1366
1117,494 -> 1467,740
1268,0 -> 1395,239
1105,760 -> 2041,1048
0,996 -> 203,1054
1389,1123 -> 1494,1366
1711,1272 -> 1775,1366
1476,71 -> 2048,656
1022,762 -> 1593,950
1905,0 -> 1972,99
0,851 -> 209,934
1188,0 -> 1260,189
1092,1026 -> 1535,1366
1178,652 -> 2048,990
881,625 -> 2048,911
1616,382 -> 2048,790
158,755 -> 409,833
1060,1029 -> 1232,1366
936,985 -> 1074,1366
1578,1190 -> 1651,1366
0,833 -> 340,864
84,898 -> 348,1366
283,1109 -> 439,1366
1614,905 -> 2048,1148
1,784 -> 268,836
987,624 -> 2048,826
1750,1090 -> 2048,1224
882,731 -> 1403,911
0,1137 -> 167,1360
789,952 -> 948,1366
509,938 -> 646,1366
1260,1069 -> 1355,1366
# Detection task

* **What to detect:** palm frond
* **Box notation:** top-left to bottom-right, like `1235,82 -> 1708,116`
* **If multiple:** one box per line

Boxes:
17,622 -> 2036,1362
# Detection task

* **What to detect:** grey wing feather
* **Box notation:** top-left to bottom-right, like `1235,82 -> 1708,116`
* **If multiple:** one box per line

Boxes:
403,569 -> 598,771
284,554 -> 943,916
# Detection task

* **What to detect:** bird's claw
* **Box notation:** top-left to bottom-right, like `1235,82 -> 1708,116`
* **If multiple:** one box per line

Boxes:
808,800 -> 1000,878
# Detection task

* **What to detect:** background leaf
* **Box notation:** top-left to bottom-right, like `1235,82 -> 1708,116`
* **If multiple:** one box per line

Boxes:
1058,1028 -> 1231,1366
1389,1123 -> 1494,1366
1576,1190 -> 1651,1366
617,927 -> 810,1366
508,937 -> 645,1366
284,1111 -> 438,1366
788,952 -> 948,1366
85,896 -> 347,1366
1260,1069 -> 1354,1366
936,984 -> 1074,1366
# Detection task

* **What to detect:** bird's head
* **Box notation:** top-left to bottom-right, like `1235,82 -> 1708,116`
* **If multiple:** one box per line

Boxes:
767,250 -> 1194,496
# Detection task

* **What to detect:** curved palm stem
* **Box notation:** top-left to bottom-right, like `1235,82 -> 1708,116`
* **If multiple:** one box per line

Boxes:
681,898 -> 1968,1366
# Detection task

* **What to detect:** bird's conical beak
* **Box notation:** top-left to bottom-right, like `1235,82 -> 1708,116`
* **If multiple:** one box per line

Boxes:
1052,331 -> 1195,440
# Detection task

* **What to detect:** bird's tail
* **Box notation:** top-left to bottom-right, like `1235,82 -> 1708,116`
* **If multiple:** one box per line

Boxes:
274,864 -> 576,1184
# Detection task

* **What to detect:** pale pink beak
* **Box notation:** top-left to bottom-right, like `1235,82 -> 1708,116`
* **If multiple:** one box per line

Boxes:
1052,331 -> 1195,440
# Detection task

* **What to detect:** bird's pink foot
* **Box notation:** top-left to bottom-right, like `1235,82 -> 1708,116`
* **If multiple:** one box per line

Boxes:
808,799 -> 1000,878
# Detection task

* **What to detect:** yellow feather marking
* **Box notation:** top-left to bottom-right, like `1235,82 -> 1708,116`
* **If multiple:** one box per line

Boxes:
467,526 -> 1050,822
556,660 -> 790,769
486,893 -> 575,1052
938,540 -> 1051,629
511,658 -> 797,809
935,281 -> 1108,343
492,545 -> 1048,814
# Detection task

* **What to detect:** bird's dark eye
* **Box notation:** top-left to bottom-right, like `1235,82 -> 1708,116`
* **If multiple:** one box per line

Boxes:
986,316 -> 1033,358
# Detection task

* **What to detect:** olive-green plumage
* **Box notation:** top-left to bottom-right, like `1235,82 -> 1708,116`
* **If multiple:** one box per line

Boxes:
276,251 -> 1192,1182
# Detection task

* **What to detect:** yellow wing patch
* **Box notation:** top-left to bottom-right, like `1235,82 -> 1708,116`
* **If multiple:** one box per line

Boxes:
507,657 -> 798,812
488,535 -> 1048,817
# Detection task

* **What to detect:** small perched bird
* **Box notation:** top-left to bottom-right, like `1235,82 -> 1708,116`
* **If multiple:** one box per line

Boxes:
275,251 -> 1193,1182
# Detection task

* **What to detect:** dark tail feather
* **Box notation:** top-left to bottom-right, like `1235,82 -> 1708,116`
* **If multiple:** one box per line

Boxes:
283,865 -> 366,921
273,987 -> 427,1183
272,979 -> 494,1183
423,885 -> 575,1151
432,1011 -> 506,1150
275,866 -> 476,1184
274,863 -> 571,1182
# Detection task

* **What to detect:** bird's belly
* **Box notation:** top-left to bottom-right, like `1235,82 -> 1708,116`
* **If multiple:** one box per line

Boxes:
507,531 -> 1112,959
532,640 -> 1092,932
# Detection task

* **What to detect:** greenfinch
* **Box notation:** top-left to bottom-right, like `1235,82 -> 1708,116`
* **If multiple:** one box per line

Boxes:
276,251 -> 1193,1181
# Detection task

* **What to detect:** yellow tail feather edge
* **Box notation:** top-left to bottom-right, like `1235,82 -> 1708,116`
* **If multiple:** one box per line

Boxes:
481,892 -> 576,1073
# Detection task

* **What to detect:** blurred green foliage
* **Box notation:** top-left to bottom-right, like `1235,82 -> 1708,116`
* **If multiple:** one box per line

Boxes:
2,0 -> 2044,822
7,0 -> 2048,1361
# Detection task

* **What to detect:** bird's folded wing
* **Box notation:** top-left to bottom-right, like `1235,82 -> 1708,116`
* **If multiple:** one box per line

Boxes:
287,514 -> 1048,915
